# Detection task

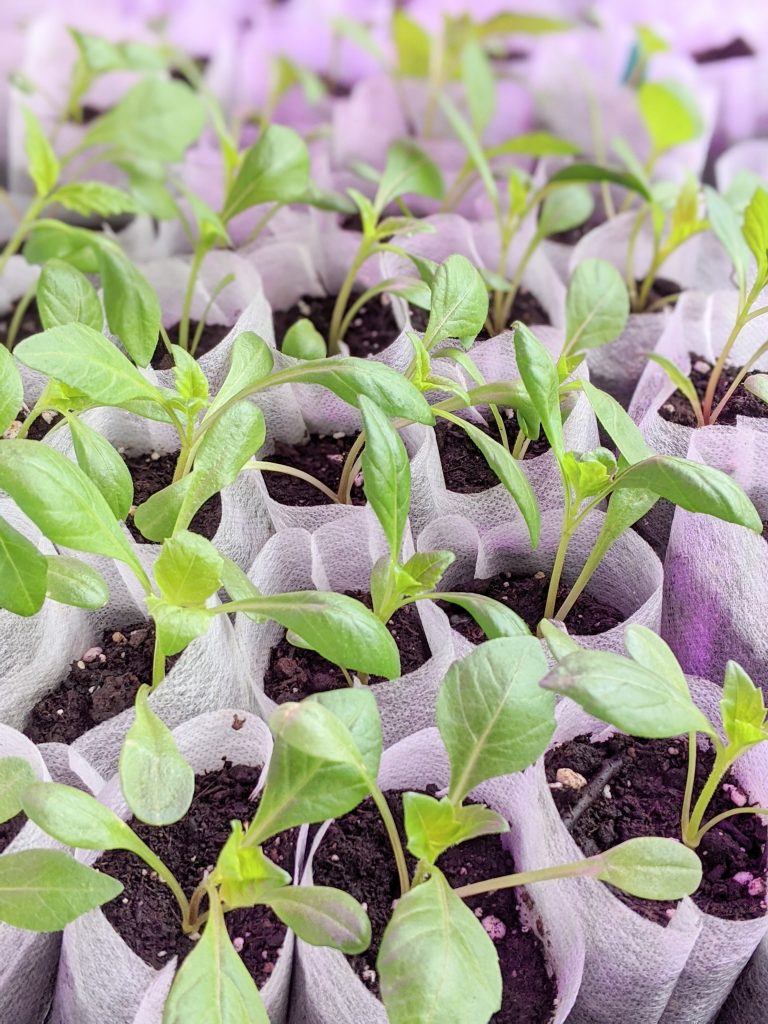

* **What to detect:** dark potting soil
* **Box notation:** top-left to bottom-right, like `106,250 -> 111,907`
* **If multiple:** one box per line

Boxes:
151,320 -> 232,369
658,353 -> 768,428
545,734 -> 768,925
123,450 -> 222,543
0,813 -> 26,855
4,408 -> 61,442
263,591 -> 431,703
0,298 -> 43,349
408,287 -> 551,337
272,293 -> 398,358
441,570 -> 624,639
97,760 -> 297,987
319,73 -> 352,98
311,790 -> 557,1023
435,417 -> 548,494
636,276 -> 680,310
260,432 -> 366,507
23,621 -> 176,745
694,37 -> 754,63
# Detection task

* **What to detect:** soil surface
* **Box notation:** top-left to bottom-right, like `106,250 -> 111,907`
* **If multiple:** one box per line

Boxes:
0,298 -> 43,349
4,409 -> 61,442
97,760 -> 297,987
311,790 -> 557,1023
694,38 -> 754,63
272,293 -> 399,358
260,432 -> 365,506
23,621 -> 177,745
635,276 -> 680,311
546,734 -> 768,924
264,591 -> 431,702
435,417 -> 548,494
441,570 -> 624,639
152,320 -> 232,369
124,450 -> 222,542
658,353 -> 768,428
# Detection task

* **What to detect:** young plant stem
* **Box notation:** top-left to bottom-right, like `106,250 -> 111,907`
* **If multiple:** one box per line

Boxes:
248,461 -> 342,504
694,804 -> 768,841
454,854 -> 599,899
327,241 -> 373,354
4,280 -> 37,351
335,278 -> 401,345
684,745 -> 731,847
680,732 -> 698,841
708,336 -> 768,426
544,488 -> 574,620
337,431 -> 366,502
177,240 -> 208,352
0,195 -> 47,276
369,784 -> 411,896
701,284 -> 763,422
189,273 -> 236,358
151,637 -> 166,690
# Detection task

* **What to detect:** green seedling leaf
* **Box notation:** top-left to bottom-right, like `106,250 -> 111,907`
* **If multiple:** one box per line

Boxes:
744,375 -> 768,405
721,660 -> 768,750
547,164 -> 652,202
374,140 -> 444,213
0,515 -> 47,616
378,871 -> 501,1024
163,892 -> 268,1024
486,132 -> 580,159
446,416 -> 540,546
392,9 -> 431,76
131,476 -> 192,544
437,637 -> 554,801
213,822 -> 291,909
145,595 -> 212,657
173,346 -> 209,405
404,791 -> 507,864
360,395 -> 410,560
399,550 -> 455,592
461,37 -> 496,134
223,124 -> 310,221
310,688 -> 382,779
743,187 -> 768,278
594,837 -> 702,900
45,555 -> 109,609
22,107 -> 59,196
281,357 -> 434,424
0,850 -> 122,932
84,79 -> 205,163
437,593 -> 530,640
538,184 -> 593,237
565,259 -> 629,353
638,81 -> 702,156
617,456 -> 762,531
68,416 -> 133,519
0,441 -> 145,580
155,531 -> 224,607
282,319 -> 326,360
538,619 -> 582,662
98,246 -> 161,367
247,700 -> 375,843
541,649 -> 714,737
513,323 -> 564,459
424,255 -> 488,348
22,781 -> 146,853
0,758 -> 37,824
0,346 -> 22,434
624,625 -> 690,697
120,686 -> 195,826
208,331 -> 273,416
15,323 -> 164,408
439,93 -> 497,209
267,886 -> 372,954
37,259 -> 103,332
53,182 -> 138,218
580,380 -> 652,464
243,591 -> 400,679
479,12 -> 571,34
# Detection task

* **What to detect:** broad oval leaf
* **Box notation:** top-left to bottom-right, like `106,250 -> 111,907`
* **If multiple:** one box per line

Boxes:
0,514 -> 47,616
45,555 -> 109,609
98,247 -> 161,367
375,140 -> 444,212
223,124 -> 310,221
623,625 -> 689,698
437,637 -> 554,801
547,163 -> 651,202
0,346 -> 23,435
360,395 -> 410,560
119,687 -> 195,826
22,781 -> 143,852
282,319 -> 326,360
0,849 -> 122,932
720,660 -> 767,750
595,837 -> 702,900
37,259 -> 103,332
208,331 -> 273,416
541,650 -> 714,738
538,184 -> 593,237
565,259 -> 629,353
513,323 -> 564,459
378,871 -> 501,1024
437,593 -> 530,640
68,416 -> 134,519
267,886 -> 371,954
154,531 -> 224,607
424,255 -> 488,348
0,757 -> 38,823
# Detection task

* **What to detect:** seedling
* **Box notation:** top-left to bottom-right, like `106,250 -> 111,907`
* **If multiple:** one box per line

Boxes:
7,723 -> 370,1022
508,324 -> 761,624
11,322 -> 433,538
256,641 -> 702,1024
650,185 -> 768,425
541,624 -> 768,848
